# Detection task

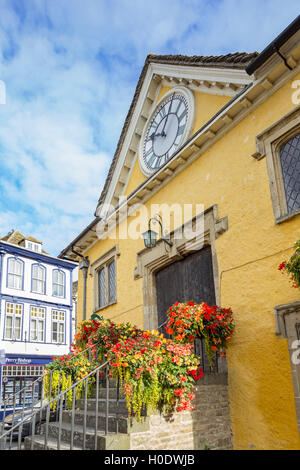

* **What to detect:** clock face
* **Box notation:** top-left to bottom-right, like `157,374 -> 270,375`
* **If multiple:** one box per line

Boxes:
141,92 -> 190,174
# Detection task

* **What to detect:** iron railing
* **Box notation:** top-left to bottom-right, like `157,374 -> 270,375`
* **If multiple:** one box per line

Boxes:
0,342 -> 122,450
158,319 -> 226,373
0,342 -> 98,426
0,344 -> 120,449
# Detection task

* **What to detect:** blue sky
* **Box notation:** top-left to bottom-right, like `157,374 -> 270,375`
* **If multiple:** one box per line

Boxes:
0,0 -> 299,256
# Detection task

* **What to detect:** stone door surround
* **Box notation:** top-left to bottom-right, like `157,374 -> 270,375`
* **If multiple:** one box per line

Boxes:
134,204 -> 228,331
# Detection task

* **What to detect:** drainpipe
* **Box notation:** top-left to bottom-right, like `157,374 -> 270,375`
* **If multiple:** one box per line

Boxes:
71,246 -> 90,321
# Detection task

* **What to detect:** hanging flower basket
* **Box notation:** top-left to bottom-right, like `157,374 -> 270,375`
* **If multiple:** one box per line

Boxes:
165,301 -> 235,368
278,239 -> 300,289
44,319 -> 200,419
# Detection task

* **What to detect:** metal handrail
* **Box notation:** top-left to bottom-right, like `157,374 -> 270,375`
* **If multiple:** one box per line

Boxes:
1,341 -> 100,412
0,340 -> 102,451
0,360 -> 108,441
0,358 -> 117,450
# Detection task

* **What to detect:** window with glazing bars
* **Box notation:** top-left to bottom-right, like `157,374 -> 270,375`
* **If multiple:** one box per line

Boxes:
32,264 -> 46,294
279,134 -> 300,214
7,258 -> 23,289
52,310 -> 65,343
30,306 -> 45,342
53,269 -> 65,297
97,259 -> 116,309
4,303 -> 23,340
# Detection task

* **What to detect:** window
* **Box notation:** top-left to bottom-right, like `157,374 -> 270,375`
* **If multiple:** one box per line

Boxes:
90,246 -> 119,312
252,107 -> 300,223
279,134 -> 300,214
31,264 -> 46,294
25,240 -> 42,252
275,301 -> 300,436
53,269 -> 65,297
2,365 -> 44,377
30,307 -> 45,342
97,259 -> 116,309
4,303 -> 23,340
7,258 -> 23,290
108,260 -> 116,303
98,267 -> 106,308
52,310 -> 65,343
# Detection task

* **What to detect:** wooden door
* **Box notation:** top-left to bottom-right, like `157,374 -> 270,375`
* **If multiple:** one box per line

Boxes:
155,245 -> 224,372
155,245 -> 216,327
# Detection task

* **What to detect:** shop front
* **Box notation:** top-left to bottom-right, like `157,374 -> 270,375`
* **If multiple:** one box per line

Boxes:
0,354 -> 52,419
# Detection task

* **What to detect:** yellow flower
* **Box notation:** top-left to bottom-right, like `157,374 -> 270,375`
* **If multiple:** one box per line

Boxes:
151,330 -> 159,336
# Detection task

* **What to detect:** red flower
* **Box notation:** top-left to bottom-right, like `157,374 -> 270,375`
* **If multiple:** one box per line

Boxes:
193,368 -> 203,380
278,262 -> 286,271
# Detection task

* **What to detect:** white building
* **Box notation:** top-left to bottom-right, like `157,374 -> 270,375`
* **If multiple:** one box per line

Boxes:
0,230 -> 77,415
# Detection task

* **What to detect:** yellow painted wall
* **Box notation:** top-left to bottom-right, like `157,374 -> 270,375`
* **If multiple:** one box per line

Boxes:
124,87 -> 231,197
77,73 -> 300,449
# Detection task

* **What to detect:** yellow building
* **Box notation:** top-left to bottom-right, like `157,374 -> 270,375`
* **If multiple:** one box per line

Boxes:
60,17 -> 300,449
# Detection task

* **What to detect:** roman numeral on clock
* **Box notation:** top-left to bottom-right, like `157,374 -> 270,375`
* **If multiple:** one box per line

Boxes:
159,106 -> 166,119
178,109 -> 187,122
177,124 -> 185,136
147,154 -> 156,168
144,148 -> 153,162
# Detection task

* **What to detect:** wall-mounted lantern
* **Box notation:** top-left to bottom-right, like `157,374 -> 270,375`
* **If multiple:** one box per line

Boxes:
142,214 -> 173,249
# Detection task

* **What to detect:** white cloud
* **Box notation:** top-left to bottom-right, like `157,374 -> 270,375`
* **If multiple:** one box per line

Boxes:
0,0 -> 299,255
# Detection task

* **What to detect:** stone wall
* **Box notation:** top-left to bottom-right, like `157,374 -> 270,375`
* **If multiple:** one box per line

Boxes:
130,373 -> 232,450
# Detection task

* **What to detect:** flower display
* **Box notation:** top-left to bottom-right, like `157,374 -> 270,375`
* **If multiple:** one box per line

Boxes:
165,301 -> 235,366
108,330 -> 199,417
278,239 -> 300,289
44,318 -> 200,419
43,351 -> 96,406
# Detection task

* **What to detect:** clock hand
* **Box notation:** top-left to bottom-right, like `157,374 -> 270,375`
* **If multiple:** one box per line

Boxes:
149,131 -> 165,140
161,92 -> 175,137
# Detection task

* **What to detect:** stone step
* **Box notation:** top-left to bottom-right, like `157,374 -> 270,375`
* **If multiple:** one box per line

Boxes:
62,409 -> 150,434
76,398 -> 130,415
24,434 -> 82,450
91,387 -> 125,400
39,421 -> 131,450
93,378 -> 118,388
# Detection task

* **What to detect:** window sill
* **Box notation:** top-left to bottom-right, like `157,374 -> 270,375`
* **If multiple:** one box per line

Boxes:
275,209 -> 300,224
3,338 -> 22,342
93,300 -> 117,313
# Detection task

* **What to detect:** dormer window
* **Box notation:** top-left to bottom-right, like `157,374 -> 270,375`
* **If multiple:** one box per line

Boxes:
25,240 -> 42,252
